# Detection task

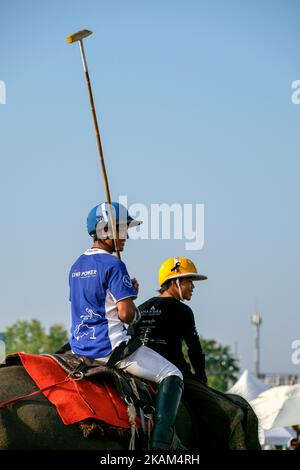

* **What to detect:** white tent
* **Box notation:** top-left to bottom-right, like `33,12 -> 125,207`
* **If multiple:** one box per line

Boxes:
228,370 -> 296,446
228,369 -> 269,401
250,385 -> 300,430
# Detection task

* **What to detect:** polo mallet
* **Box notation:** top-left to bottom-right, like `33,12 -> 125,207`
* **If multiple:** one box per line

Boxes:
66,29 -> 120,259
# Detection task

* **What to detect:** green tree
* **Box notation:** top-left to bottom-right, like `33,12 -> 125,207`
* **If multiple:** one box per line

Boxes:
4,319 -> 68,355
46,324 -> 69,353
183,337 -> 239,391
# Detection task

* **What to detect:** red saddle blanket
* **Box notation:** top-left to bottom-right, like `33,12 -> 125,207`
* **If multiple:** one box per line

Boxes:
17,353 -> 133,428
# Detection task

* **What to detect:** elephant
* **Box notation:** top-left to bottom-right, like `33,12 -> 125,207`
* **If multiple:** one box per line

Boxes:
0,364 -> 260,450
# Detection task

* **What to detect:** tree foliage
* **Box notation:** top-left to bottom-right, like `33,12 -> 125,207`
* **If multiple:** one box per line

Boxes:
4,319 -> 68,355
183,337 -> 239,391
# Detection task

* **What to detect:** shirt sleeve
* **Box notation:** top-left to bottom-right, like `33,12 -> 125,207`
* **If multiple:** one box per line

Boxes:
107,260 -> 137,302
182,306 -> 206,377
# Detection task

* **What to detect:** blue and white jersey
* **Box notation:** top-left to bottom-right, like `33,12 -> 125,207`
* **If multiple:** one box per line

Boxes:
69,248 -> 137,358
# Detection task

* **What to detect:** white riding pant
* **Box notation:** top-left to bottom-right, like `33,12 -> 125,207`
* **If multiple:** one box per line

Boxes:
96,345 -> 182,384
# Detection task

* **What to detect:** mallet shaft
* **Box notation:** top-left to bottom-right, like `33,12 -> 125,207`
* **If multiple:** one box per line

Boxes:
67,31 -> 120,259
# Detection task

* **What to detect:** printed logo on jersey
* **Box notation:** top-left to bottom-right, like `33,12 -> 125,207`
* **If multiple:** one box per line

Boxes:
72,270 -> 97,278
146,306 -> 161,316
123,275 -> 133,288
74,307 -> 101,341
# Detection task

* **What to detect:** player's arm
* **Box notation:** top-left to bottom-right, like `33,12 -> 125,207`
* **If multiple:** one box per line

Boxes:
108,260 -> 140,324
117,298 -> 136,323
183,307 -> 208,383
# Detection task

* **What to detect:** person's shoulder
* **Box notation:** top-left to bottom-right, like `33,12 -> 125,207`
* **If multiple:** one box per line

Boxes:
107,256 -> 127,271
70,254 -> 85,271
138,297 -> 159,310
100,256 -> 131,280
180,302 -> 194,314
168,299 -> 194,316
93,252 -> 125,269
156,296 -> 183,306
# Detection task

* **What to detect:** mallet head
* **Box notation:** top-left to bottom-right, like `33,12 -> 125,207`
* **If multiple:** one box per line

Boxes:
66,29 -> 93,44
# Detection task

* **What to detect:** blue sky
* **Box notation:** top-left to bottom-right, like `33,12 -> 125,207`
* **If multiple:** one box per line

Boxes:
1,0 -> 299,375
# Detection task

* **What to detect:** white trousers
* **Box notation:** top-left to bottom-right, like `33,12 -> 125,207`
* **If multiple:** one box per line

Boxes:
96,345 -> 182,384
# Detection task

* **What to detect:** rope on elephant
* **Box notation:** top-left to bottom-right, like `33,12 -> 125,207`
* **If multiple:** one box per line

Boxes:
127,401 -> 138,450
0,375 -> 71,409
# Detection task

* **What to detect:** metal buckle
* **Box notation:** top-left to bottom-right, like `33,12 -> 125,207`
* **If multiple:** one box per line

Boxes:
125,395 -> 134,405
71,370 -> 84,381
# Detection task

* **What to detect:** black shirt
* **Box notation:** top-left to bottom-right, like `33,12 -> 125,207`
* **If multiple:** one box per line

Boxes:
134,296 -> 206,380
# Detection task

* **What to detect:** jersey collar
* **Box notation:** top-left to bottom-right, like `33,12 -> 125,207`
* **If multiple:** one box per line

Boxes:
84,248 -> 114,256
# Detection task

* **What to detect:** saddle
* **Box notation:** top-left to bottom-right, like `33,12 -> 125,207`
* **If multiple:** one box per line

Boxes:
3,350 -> 156,449
47,352 -> 155,414
49,352 -> 156,448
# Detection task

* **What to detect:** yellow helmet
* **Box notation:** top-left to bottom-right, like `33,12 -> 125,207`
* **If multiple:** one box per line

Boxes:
158,257 -> 207,287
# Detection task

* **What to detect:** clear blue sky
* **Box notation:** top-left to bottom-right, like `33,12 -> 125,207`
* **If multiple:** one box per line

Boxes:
1,0 -> 299,375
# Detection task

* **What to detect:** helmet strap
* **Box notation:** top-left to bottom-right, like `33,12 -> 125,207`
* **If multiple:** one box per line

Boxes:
176,278 -> 184,301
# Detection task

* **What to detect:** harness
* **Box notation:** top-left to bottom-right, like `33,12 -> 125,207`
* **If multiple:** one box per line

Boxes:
0,341 -> 155,449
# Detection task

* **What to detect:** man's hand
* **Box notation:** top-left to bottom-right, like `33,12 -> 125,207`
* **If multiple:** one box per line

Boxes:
131,277 -> 139,295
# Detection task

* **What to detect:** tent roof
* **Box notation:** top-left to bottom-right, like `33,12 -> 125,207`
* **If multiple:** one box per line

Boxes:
251,384 -> 300,429
228,369 -> 269,401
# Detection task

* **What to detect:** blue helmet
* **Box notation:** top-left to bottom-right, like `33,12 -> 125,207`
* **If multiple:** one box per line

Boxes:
87,202 -> 142,237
